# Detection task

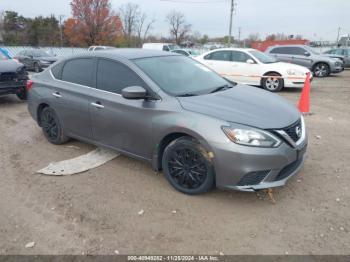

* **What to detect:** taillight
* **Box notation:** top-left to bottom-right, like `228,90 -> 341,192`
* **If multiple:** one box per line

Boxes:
26,80 -> 34,91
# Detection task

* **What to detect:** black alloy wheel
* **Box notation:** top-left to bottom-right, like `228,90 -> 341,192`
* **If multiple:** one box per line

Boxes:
162,137 -> 215,194
40,107 -> 68,144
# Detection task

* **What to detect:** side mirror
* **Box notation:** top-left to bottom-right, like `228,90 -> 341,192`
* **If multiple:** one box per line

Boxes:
122,86 -> 148,100
246,59 -> 255,64
304,52 -> 311,57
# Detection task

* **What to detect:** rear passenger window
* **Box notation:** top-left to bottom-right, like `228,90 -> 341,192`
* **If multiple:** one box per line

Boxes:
96,59 -> 144,94
270,47 -> 305,55
62,58 -> 94,87
204,51 -> 231,61
51,62 -> 64,79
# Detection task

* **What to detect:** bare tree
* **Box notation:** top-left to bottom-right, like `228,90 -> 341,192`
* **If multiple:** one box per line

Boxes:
136,13 -> 155,46
247,33 -> 260,42
166,10 -> 191,45
119,2 -> 140,45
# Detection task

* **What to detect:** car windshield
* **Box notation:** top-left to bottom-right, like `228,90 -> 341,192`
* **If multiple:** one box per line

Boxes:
133,56 -> 233,96
31,50 -> 50,57
304,46 -> 319,55
168,44 -> 180,51
249,50 -> 276,64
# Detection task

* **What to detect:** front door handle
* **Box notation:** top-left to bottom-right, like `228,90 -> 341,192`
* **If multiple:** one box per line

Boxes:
52,92 -> 62,98
91,102 -> 104,109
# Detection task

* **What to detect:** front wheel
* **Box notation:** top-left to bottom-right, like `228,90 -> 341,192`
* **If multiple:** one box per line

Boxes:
40,107 -> 69,144
162,137 -> 215,195
262,73 -> 284,92
313,63 -> 330,77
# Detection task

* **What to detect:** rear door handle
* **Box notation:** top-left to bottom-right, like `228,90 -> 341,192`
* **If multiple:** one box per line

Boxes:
91,102 -> 104,109
52,92 -> 62,98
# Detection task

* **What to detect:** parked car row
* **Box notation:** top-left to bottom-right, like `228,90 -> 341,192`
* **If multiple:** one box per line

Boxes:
142,43 -> 344,92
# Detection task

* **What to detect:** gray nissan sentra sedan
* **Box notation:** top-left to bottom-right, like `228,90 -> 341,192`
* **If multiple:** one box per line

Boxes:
27,49 -> 308,195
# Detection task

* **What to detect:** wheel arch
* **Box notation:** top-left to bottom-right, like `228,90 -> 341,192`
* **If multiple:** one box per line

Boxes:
312,61 -> 330,71
152,130 -> 213,171
260,71 -> 283,86
37,103 -> 50,126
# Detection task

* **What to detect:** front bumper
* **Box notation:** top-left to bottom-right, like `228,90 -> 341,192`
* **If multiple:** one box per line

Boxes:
284,74 -> 313,88
331,65 -> 344,74
210,130 -> 308,192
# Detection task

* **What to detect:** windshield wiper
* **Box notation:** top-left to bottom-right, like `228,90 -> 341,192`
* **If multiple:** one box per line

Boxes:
177,93 -> 198,97
210,84 -> 233,93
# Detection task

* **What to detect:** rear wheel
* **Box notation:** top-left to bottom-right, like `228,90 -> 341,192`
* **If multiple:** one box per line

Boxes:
162,137 -> 215,195
262,73 -> 284,92
40,107 -> 69,144
313,63 -> 330,77
16,88 -> 27,100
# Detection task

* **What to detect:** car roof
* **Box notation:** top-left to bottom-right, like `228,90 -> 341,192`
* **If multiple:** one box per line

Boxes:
268,45 -> 307,48
70,48 -> 180,60
208,48 -> 256,52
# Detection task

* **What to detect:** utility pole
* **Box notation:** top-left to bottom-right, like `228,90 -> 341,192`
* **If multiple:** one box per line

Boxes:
228,0 -> 234,45
336,27 -> 341,46
59,15 -> 65,47
238,26 -> 241,47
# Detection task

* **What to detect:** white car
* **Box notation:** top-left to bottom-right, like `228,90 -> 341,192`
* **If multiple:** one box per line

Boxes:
195,48 -> 311,92
142,43 -> 180,52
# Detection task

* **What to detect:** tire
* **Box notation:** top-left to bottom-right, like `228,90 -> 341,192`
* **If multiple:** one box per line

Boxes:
34,62 -> 41,73
162,137 -> 215,195
262,73 -> 284,92
40,107 -> 69,145
16,88 -> 27,100
313,63 -> 330,77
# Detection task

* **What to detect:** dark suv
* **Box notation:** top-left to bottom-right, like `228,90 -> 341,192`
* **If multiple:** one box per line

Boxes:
266,45 -> 344,77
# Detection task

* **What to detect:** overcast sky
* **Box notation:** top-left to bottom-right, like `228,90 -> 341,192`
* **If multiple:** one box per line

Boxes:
1,0 -> 349,41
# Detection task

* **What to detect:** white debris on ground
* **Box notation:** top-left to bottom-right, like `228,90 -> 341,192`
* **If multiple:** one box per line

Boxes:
138,209 -> 145,216
25,242 -> 35,248
315,135 -> 322,139
37,148 -> 119,176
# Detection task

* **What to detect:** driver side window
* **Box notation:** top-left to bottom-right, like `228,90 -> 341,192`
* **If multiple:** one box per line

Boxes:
96,59 -> 145,94
231,51 -> 252,63
204,51 -> 231,61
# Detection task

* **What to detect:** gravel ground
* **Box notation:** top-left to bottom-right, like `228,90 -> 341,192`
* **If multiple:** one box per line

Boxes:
0,70 -> 349,255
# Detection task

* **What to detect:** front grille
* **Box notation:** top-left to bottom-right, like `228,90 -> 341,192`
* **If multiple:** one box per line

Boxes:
283,119 -> 302,142
0,72 -> 16,82
237,170 -> 270,186
274,157 -> 303,181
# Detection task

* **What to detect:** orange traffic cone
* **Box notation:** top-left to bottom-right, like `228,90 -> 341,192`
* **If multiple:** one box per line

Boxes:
298,73 -> 311,114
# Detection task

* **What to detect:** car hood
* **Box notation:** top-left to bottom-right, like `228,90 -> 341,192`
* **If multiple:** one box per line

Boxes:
267,62 -> 310,73
36,56 -> 57,62
178,84 -> 300,129
0,59 -> 24,73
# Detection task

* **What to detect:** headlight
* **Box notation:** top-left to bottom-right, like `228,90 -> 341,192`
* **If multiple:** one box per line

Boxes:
286,69 -> 304,76
222,126 -> 281,148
